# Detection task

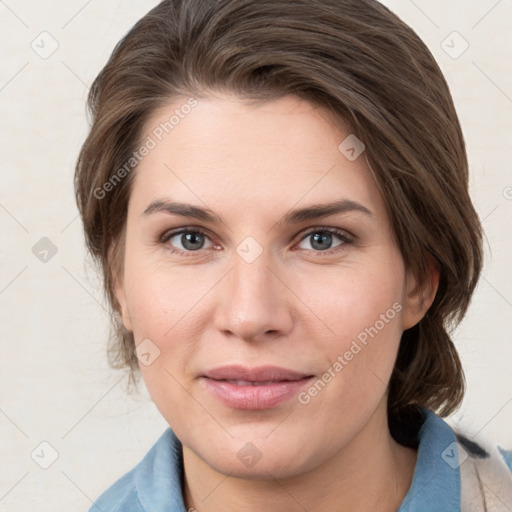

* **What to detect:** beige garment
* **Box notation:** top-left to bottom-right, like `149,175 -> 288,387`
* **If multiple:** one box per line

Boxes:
459,441 -> 512,512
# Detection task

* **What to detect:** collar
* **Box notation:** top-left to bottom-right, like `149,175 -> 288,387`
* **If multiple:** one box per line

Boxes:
397,408 -> 460,511
134,428 -> 185,512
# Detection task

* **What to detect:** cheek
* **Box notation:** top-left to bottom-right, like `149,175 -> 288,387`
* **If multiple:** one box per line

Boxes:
294,256 -> 405,400
122,256 -> 208,396
126,265 -> 201,426
295,258 -> 405,343
123,254 -> 196,339
294,288 -> 403,435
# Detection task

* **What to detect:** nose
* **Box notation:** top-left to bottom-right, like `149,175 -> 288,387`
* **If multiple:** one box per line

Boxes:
213,249 -> 294,343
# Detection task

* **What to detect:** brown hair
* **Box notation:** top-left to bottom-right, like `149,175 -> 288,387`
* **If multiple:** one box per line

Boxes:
74,0 -> 483,427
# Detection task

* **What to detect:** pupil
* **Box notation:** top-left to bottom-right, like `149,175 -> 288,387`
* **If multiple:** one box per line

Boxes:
312,232 -> 331,250
183,232 -> 204,250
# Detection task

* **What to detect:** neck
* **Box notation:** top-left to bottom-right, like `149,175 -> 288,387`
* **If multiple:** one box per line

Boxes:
182,401 -> 417,512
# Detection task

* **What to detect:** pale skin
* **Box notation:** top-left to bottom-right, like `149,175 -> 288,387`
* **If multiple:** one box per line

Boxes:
114,92 -> 439,511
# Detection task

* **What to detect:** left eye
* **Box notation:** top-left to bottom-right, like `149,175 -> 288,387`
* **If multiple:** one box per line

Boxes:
297,228 -> 351,252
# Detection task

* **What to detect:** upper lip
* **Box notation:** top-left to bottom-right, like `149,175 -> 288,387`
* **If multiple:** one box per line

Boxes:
202,365 -> 312,382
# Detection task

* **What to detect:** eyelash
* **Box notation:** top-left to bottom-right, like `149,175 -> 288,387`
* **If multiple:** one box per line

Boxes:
159,226 -> 354,257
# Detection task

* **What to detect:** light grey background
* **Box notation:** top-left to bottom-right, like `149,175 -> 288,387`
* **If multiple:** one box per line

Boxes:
0,1 -> 511,510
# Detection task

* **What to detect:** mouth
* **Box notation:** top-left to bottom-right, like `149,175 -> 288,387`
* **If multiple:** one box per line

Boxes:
200,365 -> 314,410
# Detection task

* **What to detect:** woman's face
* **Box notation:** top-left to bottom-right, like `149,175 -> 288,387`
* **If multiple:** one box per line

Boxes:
115,92 -> 430,478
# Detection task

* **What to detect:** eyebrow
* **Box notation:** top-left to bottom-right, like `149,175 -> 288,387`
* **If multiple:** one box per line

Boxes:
142,198 -> 374,225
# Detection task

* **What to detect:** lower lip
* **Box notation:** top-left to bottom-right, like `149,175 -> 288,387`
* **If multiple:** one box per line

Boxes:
202,377 -> 313,410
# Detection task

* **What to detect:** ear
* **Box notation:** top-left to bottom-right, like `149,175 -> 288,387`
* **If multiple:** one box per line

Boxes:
401,254 -> 440,331
109,242 -> 133,332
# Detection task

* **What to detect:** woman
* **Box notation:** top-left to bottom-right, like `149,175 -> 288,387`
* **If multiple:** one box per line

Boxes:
74,0 -> 512,510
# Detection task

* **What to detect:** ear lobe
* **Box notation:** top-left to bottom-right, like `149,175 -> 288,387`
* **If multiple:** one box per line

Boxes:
109,243 -> 133,332
401,255 -> 440,331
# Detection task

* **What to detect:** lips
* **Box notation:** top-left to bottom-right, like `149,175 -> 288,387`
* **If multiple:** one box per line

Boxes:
217,380 -> 288,386
201,365 -> 313,410
203,365 -> 310,382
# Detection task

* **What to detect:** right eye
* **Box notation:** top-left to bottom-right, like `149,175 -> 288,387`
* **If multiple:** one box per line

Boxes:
160,228 -> 217,255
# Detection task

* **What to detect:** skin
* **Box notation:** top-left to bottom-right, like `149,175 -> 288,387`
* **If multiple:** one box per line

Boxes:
114,92 -> 439,512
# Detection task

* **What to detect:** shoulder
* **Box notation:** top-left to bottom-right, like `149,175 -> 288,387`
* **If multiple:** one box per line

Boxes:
455,430 -> 512,476
88,428 -> 184,512
90,471 -> 143,512
397,408 -> 512,511
454,431 -> 512,510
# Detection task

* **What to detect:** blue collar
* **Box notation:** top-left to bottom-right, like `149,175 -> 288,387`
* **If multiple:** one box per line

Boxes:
397,408 -> 460,511
134,427 -> 185,512
98,408 -> 461,511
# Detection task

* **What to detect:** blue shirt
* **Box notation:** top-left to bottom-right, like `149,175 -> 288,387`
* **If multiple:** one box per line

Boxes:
90,408 -> 512,512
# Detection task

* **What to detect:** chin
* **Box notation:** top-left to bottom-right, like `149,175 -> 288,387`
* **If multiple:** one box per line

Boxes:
191,432 -> 323,480
205,453 -> 309,481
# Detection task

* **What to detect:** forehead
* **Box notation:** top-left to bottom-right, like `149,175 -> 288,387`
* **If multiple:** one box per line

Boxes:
129,92 -> 384,220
